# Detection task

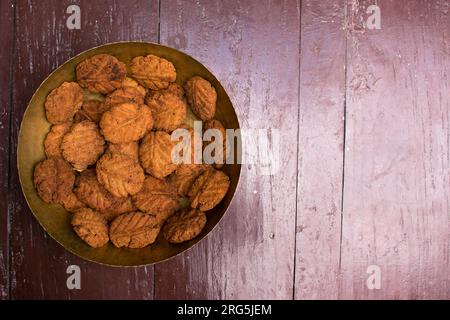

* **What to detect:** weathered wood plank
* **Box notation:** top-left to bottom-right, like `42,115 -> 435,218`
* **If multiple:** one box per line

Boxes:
340,0 -> 450,299
0,0 -> 15,301
294,0 -> 346,299
10,0 -> 158,299
155,0 -> 300,299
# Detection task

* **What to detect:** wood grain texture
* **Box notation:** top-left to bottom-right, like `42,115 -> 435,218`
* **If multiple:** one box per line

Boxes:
340,0 -> 450,299
10,0 -> 158,299
0,0 -> 14,301
155,0 -> 300,299
294,0 -> 346,299
4,0 -> 450,300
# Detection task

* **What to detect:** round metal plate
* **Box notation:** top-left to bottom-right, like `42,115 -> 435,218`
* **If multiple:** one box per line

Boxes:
17,42 -> 241,266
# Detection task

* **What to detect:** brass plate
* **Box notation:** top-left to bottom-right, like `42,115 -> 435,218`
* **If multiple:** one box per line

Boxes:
17,42 -> 241,267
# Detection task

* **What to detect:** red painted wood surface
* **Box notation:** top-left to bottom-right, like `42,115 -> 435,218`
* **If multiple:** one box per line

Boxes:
340,0 -> 450,299
9,0 -> 158,299
295,0 -> 346,299
155,0 -> 300,299
0,0 -> 449,300
0,0 -> 15,300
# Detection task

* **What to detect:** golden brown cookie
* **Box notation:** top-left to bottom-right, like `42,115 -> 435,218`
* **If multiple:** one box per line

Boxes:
74,169 -> 117,211
71,208 -> 109,248
171,124 -> 204,165
96,153 -> 145,198
100,197 -> 135,222
74,100 -> 109,124
184,76 -> 217,121
147,83 -> 184,100
44,82 -> 83,124
61,120 -> 105,171
163,209 -> 207,244
60,192 -> 86,213
139,131 -> 177,179
130,55 -> 176,90
100,102 -> 153,143
34,158 -> 75,204
169,164 -> 208,196
74,169 -> 134,221
132,176 -> 180,222
121,77 -> 147,96
145,91 -> 187,133
188,168 -> 230,211
107,141 -> 139,162
44,123 -> 72,158
203,119 -> 227,168
103,86 -> 145,110
169,124 -> 207,185
109,211 -> 161,248
76,54 -> 127,94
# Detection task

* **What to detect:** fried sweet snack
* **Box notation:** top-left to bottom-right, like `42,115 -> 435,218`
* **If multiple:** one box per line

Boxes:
103,86 -> 145,110
130,55 -> 176,90
107,141 -> 139,162
74,100 -> 109,124
147,83 -> 184,100
145,91 -> 187,132
61,120 -> 105,171
168,125 -> 208,195
122,77 -> 147,96
163,209 -> 207,244
100,197 -> 135,222
169,164 -> 208,196
109,211 -> 161,248
139,131 -> 177,179
184,76 -> 217,121
33,52 -> 236,253
60,192 -> 86,213
172,124 -> 204,164
96,153 -> 145,198
74,169 -> 116,211
189,168 -> 230,211
44,123 -> 72,158
100,102 -> 153,143
132,176 -> 180,222
76,54 -> 127,94
71,208 -> 109,248
74,169 -> 134,221
34,158 -> 75,204
203,119 -> 227,168
45,82 -> 83,124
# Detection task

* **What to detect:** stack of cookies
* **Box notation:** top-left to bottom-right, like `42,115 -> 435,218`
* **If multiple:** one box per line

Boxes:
33,53 -> 230,249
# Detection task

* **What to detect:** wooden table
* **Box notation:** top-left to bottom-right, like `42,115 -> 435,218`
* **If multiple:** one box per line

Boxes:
0,0 -> 449,300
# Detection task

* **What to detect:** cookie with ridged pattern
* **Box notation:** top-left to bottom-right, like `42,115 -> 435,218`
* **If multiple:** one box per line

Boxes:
139,131 -> 178,179
71,208 -> 109,248
76,54 -> 126,94
96,153 -> 145,198
109,211 -> 161,248
163,209 -> 206,244
100,102 -> 153,144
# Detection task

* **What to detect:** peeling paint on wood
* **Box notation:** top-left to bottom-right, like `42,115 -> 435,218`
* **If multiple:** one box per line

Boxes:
295,0 -> 346,300
155,0 -> 300,299
340,0 -> 450,299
